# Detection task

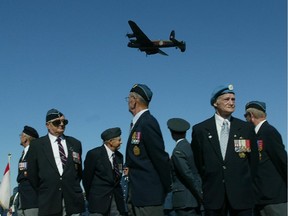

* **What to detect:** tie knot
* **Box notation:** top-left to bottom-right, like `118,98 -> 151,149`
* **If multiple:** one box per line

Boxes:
56,137 -> 62,143
223,119 -> 229,126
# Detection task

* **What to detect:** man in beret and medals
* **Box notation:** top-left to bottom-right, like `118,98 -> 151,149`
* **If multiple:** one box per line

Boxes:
83,127 -> 126,216
16,126 -> 39,216
125,84 -> 171,216
191,85 -> 258,216
167,118 -> 203,216
244,101 -> 287,216
27,109 -> 85,216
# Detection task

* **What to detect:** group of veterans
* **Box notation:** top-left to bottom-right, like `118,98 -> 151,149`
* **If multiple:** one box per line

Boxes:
12,83 -> 287,216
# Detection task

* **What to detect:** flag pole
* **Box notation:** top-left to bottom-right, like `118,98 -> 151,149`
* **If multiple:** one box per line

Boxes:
0,153 -> 12,210
8,153 -> 11,165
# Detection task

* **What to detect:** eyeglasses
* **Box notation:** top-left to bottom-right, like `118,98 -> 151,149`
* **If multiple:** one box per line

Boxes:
125,95 -> 136,102
49,119 -> 69,127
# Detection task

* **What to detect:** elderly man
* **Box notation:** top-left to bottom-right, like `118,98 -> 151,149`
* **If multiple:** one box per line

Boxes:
28,108 -> 85,216
245,101 -> 287,216
17,126 -> 39,216
125,84 -> 171,216
191,84 -> 258,216
83,127 -> 126,216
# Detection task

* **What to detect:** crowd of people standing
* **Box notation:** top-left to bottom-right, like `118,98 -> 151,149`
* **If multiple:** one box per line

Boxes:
5,83 -> 287,216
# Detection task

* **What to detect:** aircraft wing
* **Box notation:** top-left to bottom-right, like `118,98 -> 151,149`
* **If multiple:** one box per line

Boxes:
157,49 -> 168,56
128,20 -> 153,46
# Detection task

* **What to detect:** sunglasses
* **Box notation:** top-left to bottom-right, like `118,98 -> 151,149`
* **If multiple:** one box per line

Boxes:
50,119 -> 69,127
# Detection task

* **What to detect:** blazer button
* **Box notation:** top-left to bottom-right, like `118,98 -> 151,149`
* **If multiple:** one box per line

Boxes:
59,188 -> 62,191
60,177 -> 62,180
223,166 -> 226,169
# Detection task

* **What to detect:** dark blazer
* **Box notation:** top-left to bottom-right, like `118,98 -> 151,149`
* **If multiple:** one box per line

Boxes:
82,145 -> 125,214
17,149 -> 38,209
171,138 -> 202,209
191,116 -> 258,210
254,121 -> 287,205
27,135 -> 85,216
125,110 -> 171,206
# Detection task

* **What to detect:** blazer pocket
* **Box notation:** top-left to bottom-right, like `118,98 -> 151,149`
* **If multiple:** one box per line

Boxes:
172,189 -> 185,208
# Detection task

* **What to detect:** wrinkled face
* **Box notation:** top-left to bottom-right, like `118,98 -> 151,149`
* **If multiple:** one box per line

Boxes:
123,167 -> 129,175
108,136 -> 122,152
127,93 -> 137,114
46,115 -> 68,137
20,133 -> 28,146
214,93 -> 235,117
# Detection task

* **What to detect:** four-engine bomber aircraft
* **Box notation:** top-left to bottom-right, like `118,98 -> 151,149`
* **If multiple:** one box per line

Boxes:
127,20 -> 186,56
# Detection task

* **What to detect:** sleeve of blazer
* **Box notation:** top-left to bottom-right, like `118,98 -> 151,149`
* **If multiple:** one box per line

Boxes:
172,146 -> 202,202
191,125 -> 204,177
263,125 -> 287,184
142,117 -> 171,193
27,140 -> 39,191
83,149 -> 97,197
246,123 -> 259,180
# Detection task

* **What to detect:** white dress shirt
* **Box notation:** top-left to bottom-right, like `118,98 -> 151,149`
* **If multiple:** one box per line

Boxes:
48,133 -> 68,175
214,113 -> 231,140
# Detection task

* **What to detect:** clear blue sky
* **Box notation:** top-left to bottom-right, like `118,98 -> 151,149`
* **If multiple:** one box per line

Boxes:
0,0 -> 286,190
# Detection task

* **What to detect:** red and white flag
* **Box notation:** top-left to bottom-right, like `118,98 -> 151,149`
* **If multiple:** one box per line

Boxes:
0,159 -> 11,210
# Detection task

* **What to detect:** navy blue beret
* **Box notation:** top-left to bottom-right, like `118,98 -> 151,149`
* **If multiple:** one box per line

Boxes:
245,101 -> 266,113
46,108 -> 63,122
23,125 -> 39,138
167,118 -> 190,133
101,127 -> 121,141
130,84 -> 153,103
210,84 -> 234,106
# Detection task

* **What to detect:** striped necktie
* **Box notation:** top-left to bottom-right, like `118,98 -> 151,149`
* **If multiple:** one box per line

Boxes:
56,137 -> 67,168
112,153 -> 120,182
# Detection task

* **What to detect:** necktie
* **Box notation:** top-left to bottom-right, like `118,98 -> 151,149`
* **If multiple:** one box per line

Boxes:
112,153 -> 120,182
130,121 -> 133,131
21,150 -> 25,161
220,120 -> 229,159
56,137 -> 67,168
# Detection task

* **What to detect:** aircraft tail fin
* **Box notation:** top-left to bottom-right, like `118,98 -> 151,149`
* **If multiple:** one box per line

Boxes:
169,30 -> 175,40
178,42 -> 186,52
170,31 -> 186,52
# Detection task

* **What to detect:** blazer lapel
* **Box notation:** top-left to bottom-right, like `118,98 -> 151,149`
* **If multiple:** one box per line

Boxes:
100,146 -> 114,181
205,118 -> 223,161
42,135 -> 59,173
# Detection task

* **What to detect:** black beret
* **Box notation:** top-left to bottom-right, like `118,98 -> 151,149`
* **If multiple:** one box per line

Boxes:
46,108 -> 63,122
101,127 -> 121,141
210,84 -> 234,106
167,118 -> 190,133
130,84 -> 153,103
23,125 -> 39,138
245,101 -> 266,113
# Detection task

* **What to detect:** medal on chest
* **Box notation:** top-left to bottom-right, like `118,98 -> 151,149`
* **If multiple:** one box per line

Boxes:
257,140 -> 264,160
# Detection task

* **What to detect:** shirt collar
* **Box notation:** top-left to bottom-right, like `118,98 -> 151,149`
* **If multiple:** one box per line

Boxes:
255,119 -> 266,134
104,144 -> 114,159
176,138 -> 185,145
215,113 -> 231,127
132,109 -> 148,126
23,145 -> 30,155
48,133 -> 64,143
